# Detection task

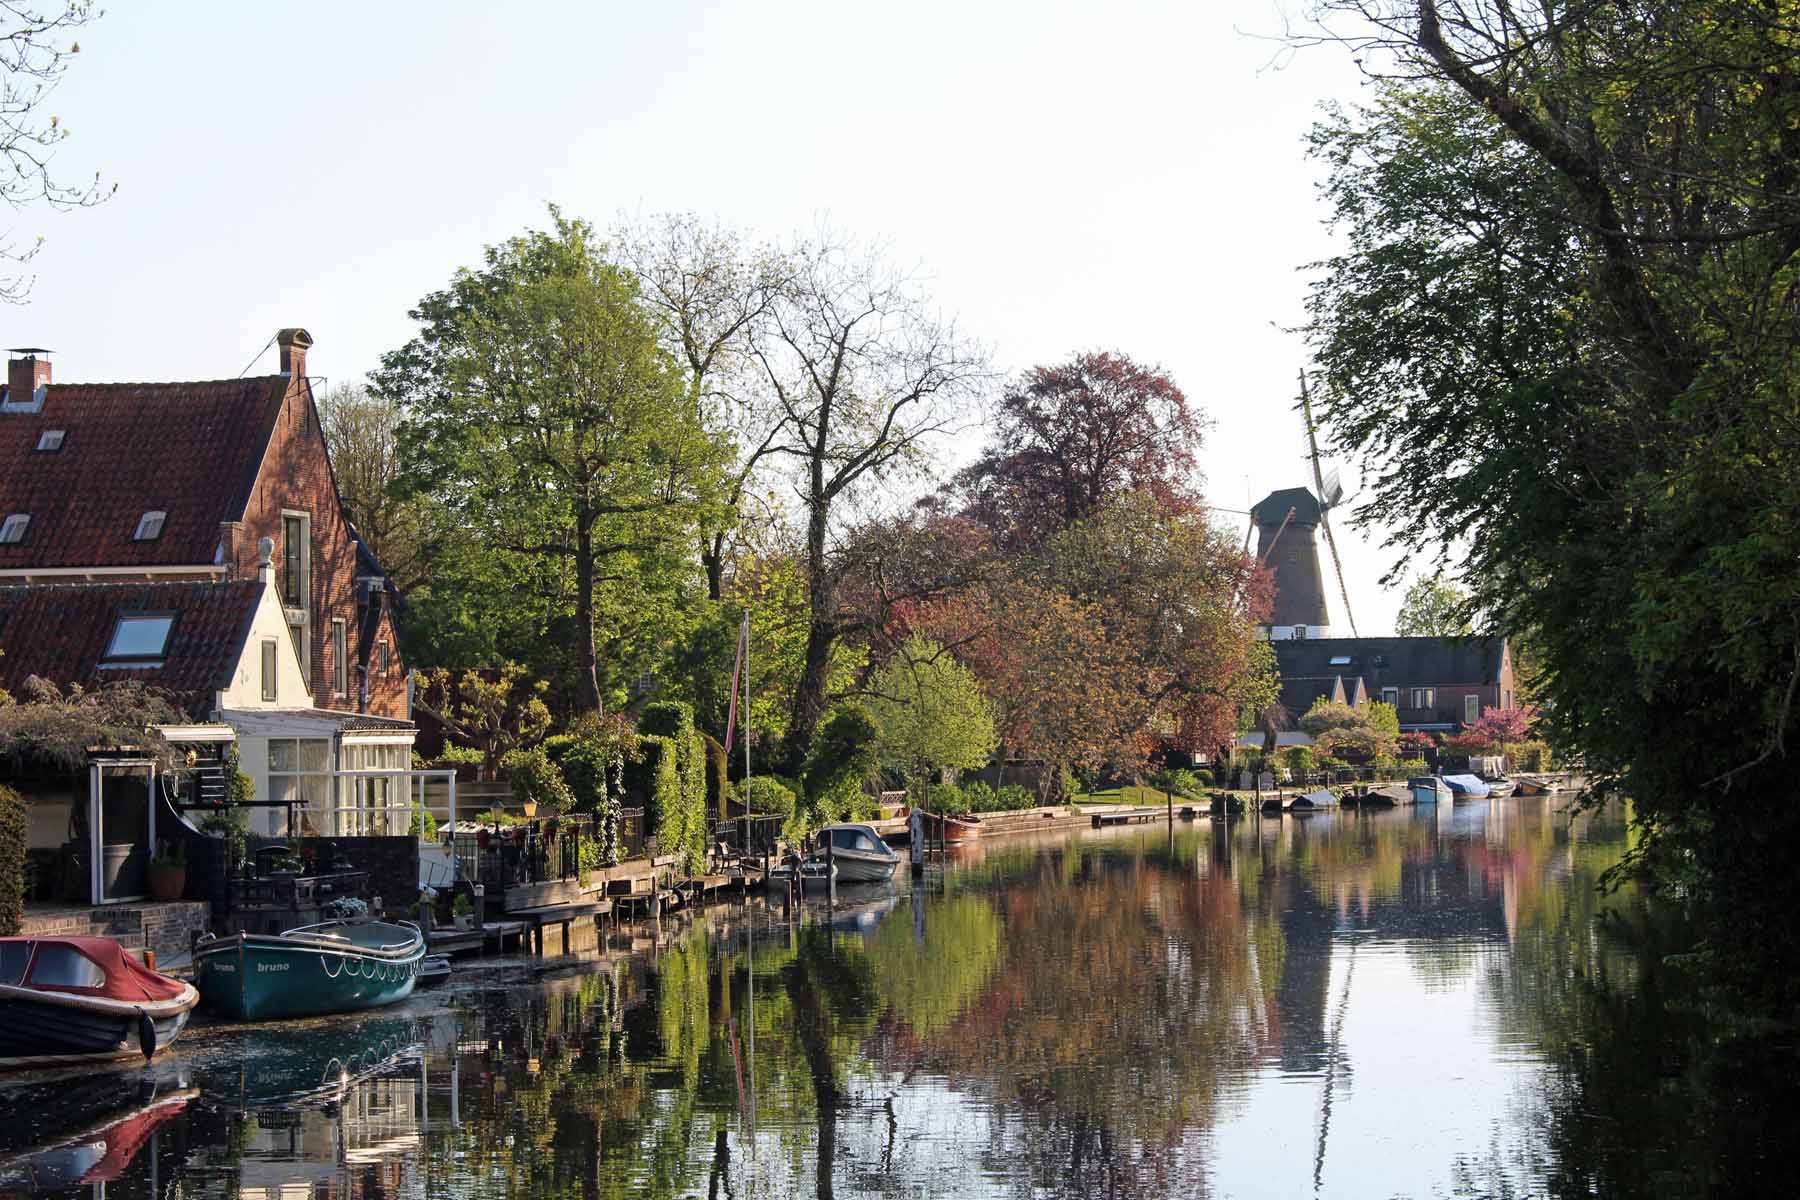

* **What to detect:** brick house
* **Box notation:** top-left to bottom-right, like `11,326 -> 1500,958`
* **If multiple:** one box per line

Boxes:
1271,635 -> 1519,734
0,332 -> 414,841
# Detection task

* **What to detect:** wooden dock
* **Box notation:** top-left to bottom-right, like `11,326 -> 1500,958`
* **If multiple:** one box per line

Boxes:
1090,805 -> 1180,828
426,919 -> 528,956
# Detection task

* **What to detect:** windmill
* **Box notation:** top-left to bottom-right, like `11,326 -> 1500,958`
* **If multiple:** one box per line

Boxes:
1299,371 -> 1358,639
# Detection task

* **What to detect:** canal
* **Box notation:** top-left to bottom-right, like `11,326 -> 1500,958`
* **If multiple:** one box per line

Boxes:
1,797 -> 1794,1198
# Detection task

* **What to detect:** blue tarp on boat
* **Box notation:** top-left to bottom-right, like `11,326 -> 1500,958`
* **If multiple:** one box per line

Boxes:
1443,774 -> 1491,797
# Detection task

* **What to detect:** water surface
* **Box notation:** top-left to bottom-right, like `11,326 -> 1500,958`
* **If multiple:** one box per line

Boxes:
1,797 -> 1793,1197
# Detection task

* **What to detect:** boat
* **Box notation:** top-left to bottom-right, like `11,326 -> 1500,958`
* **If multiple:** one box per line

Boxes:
193,919 -> 426,1022
1443,773 -> 1492,799
1515,778 -> 1546,796
0,936 -> 199,1068
767,855 -> 835,883
417,954 -> 452,986
1483,778 -> 1518,798
920,811 -> 983,843
1409,776 -> 1453,805
1358,785 -> 1408,808
809,823 -> 902,883
1297,788 -> 1339,809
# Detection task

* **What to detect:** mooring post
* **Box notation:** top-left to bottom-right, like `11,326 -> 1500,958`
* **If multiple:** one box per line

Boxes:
825,835 -> 836,904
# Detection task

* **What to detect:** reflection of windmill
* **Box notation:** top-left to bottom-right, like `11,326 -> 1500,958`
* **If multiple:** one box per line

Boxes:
1247,374 -> 1358,639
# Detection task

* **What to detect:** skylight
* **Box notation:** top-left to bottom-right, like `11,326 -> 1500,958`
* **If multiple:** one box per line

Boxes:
1329,655 -> 1353,665
35,429 -> 63,451
0,513 -> 28,544
133,510 -> 167,541
103,614 -> 175,662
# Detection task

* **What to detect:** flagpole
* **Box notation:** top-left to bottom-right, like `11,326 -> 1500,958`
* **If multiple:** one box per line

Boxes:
742,608 -> 751,859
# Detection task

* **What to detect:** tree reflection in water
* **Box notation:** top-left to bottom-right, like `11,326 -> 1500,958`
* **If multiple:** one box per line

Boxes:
2,800 -> 1794,1198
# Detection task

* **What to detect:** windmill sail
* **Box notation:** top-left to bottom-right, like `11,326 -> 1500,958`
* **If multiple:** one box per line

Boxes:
1299,371 -> 1359,638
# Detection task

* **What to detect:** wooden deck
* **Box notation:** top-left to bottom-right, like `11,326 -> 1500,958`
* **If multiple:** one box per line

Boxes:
1089,805 -> 1180,828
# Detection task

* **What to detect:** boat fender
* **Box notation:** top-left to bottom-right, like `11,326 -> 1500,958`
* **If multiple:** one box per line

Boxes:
137,1008 -> 157,1061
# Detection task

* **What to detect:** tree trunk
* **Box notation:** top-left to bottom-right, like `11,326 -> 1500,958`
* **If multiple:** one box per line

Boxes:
575,518 -> 604,715
702,530 -> 725,602
786,447 -> 835,767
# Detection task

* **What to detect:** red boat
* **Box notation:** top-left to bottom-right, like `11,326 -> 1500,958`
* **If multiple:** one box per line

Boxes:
921,811 -> 984,843
0,937 -> 199,1069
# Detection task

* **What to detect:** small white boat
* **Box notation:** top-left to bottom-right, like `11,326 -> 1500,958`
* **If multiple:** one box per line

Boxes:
1409,776 -> 1452,804
1483,778 -> 1517,798
809,823 -> 902,883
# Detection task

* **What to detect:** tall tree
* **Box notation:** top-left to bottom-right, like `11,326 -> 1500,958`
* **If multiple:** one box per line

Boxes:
317,382 -> 423,592
1300,4 -> 1800,1009
0,1 -> 111,301
618,214 -> 789,599
382,212 -> 729,714
754,234 -> 988,761
952,351 -> 1205,547
1394,575 -> 1471,638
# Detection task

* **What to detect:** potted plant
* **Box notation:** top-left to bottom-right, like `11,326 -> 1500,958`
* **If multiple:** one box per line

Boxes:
148,841 -> 186,901
452,891 -> 474,929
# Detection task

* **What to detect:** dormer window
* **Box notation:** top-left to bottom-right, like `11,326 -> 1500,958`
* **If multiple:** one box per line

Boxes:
133,510 -> 167,541
103,613 -> 175,663
0,513 -> 27,544
35,429 -> 64,451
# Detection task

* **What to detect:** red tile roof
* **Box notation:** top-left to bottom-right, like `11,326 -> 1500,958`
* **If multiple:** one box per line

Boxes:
0,581 -> 264,715
0,376 -> 289,569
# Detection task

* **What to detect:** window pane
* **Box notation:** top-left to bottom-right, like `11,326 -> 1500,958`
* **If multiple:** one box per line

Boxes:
269,740 -> 297,772
340,744 -> 369,771
298,739 -> 330,772
0,942 -> 30,984
105,615 -> 173,659
30,945 -> 107,989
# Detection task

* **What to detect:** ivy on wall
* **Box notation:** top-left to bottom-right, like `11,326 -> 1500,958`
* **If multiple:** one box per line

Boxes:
0,785 -> 25,936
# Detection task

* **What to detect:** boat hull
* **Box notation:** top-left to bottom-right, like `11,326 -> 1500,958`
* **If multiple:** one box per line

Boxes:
195,926 -> 425,1021
1409,777 -> 1451,805
0,983 -> 197,1068
812,850 -> 898,883
921,812 -> 982,842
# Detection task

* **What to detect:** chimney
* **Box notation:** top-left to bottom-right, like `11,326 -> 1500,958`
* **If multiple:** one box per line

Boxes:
276,328 -> 313,379
219,520 -> 245,576
6,348 -> 52,407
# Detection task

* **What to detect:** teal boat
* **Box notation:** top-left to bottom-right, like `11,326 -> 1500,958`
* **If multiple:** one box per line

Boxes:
193,920 -> 426,1022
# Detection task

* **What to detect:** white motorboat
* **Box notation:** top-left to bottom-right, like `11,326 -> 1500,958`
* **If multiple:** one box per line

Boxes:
1409,776 -> 1453,804
809,823 -> 902,883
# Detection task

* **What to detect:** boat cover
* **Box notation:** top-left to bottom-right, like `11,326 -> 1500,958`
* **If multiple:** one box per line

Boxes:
2,936 -> 188,1002
1443,774 -> 1492,797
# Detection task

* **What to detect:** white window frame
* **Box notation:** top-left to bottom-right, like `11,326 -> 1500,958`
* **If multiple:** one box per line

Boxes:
280,510 -> 312,686
331,618 -> 348,697
0,513 -> 28,544
1410,687 -> 1436,710
1381,686 -> 1399,707
35,429 -> 64,452
1464,694 -> 1481,724
267,737 -> 334,837
133,510 -> 166,541
334,737 -> 415,836
260,638 -> 279,703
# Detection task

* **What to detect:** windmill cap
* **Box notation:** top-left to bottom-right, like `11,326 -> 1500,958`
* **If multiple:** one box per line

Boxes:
1251,487 -> 1323,526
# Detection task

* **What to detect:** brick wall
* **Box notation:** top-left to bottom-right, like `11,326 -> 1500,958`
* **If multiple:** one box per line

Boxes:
229,373 -> 407,720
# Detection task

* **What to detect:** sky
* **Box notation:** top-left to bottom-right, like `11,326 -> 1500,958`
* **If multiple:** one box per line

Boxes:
14,0 -> 1415,633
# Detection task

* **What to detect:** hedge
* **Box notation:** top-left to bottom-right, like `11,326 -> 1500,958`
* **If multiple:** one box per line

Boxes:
636,702 -> 708,875
0,785 -> 24,936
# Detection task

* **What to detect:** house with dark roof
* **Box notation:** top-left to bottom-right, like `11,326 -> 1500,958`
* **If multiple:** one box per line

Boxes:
0,334 -> 416,857
1269,635 -> 1519,734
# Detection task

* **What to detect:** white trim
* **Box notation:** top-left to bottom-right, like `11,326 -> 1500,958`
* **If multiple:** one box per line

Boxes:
157,723 -> 237,743
0,563 -> 228,579
340,732 -> 417,746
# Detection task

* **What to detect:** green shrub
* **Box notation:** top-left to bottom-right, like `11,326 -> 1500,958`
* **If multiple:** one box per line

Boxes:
0,785 -> 24,935
1150,768 -> 1207,799
799,705 -> 880,832
744,776 -> 797,818
408,804 -> 439,841
1193,768 -> 1215,787
501,745 -> 575,813
1282,746 -> 1316,778
630,702 -> 707,874
1507,740 -> 1554,772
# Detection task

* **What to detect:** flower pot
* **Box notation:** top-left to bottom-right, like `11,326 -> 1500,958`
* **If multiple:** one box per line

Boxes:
148,863 -> 186,902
